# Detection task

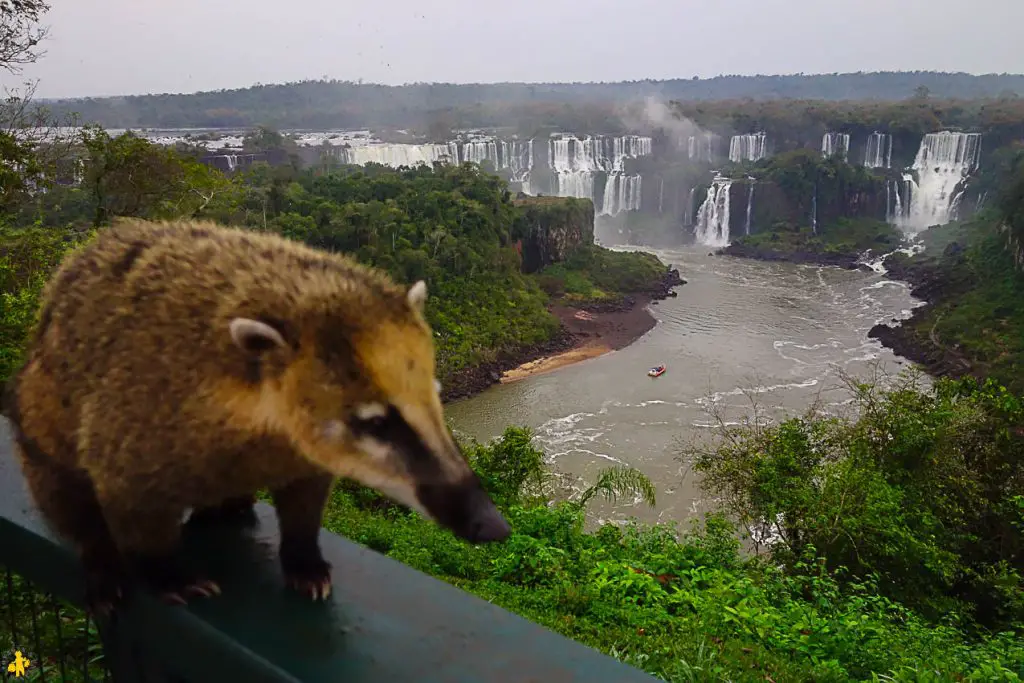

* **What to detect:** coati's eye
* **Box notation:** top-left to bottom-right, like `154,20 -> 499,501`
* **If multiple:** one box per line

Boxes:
350,402 -> 392,436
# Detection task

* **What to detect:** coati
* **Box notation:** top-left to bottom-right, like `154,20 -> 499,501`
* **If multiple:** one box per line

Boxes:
3,218 -> 511,615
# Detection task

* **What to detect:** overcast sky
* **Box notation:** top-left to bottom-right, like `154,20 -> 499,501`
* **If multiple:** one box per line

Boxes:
6,0 -> 1024,99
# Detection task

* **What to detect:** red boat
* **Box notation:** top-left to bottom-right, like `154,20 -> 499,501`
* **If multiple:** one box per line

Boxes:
647,364 -> 666,378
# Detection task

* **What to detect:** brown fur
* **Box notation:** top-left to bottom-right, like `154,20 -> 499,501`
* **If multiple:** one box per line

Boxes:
7,218 -> 508,613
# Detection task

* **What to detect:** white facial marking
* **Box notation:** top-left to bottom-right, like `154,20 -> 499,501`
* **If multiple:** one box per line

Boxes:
355,436 -> 392,462
322,419 -> 347,441
407,280 -> 428,309
354,402 -> 388,421
434,379 -> 442,394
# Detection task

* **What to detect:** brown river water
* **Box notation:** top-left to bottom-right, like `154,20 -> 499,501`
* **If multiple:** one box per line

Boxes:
445,245 -> 924,528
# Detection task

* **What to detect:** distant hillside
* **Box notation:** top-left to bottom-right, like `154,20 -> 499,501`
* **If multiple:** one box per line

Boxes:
41,71 -> 1024,131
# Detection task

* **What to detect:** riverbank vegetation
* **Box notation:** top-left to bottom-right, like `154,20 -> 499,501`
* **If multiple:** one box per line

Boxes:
869,154 -> 1024,394
721,217 -> 903,268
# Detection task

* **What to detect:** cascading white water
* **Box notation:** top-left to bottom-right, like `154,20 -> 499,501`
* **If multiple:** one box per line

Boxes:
658,178 -> 664,213
547,134 -> 652,214
460,139 -> 533,188
745,181 -> 755,235
694,176 -> 733,247
894,131 -> 982,232
864,132 -> 893,169
340,138 -> 533,187
687,134 -> 715,163
344,143 -> 459,167
728,133 -> 767,163
601,173 -> 643,215
811,189 -> 818,234
683,187 -> 696,227
822,132 -> 850,161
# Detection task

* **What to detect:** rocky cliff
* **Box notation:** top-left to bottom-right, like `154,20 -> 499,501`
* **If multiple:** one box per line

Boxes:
513,196 -> 595,273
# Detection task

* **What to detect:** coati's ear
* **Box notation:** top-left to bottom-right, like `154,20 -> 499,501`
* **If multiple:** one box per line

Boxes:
230,318 -> 289,355
407,280 -> 427,313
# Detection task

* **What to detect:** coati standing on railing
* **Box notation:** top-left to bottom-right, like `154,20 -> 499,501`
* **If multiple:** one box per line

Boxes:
3,218 -> 511,615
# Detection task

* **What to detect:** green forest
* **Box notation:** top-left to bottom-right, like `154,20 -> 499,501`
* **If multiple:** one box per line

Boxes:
2,3 -> 1024,681
40,72 -> 1024,132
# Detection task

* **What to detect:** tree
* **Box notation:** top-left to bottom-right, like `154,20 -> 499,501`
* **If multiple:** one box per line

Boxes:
0,0 -> 50,74
79,126 -> 242,226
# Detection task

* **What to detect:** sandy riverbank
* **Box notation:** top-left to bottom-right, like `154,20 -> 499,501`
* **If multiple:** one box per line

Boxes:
500,296 -> 663,383
439,268 -> 684,403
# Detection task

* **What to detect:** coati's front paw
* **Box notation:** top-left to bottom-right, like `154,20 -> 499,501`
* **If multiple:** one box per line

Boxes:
132,555 -> 221,606
281,546 -> 333,601
82,555 -> 129,618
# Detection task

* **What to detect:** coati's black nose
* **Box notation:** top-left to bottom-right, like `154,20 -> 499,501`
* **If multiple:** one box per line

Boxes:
416,476 -> 512,544
467,504 -> 511,543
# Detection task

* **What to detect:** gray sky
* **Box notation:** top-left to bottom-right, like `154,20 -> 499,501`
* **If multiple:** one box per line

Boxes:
6,0 -> 1024,99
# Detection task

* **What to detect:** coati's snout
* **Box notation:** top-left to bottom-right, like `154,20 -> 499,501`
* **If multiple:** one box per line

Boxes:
344,402 -> 511,544
416,474 -> 511,544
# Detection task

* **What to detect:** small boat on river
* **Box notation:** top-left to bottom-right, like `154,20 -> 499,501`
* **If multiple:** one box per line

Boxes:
647,364 -> 666,378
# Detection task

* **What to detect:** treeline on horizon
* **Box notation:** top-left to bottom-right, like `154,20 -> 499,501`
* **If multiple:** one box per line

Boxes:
40,70 -> 1024,132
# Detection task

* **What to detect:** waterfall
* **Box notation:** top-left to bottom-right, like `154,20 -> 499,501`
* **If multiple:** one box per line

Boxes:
694,176 -> 733,247
745,181 -> 755,235
547,134 -> 652,214
811,189 -> 818,234
460,138 -> 533,189
601,173 -> 643,216
344,142 -> 459,167
894,131 -> 982,232
729,133 -> 768,163
864,132 -> 893,169
658,178 -> 664,213
682,187 -> 696,227
338,138 -> 534,187
687,134 -> 715,163
822,133 -> 850,161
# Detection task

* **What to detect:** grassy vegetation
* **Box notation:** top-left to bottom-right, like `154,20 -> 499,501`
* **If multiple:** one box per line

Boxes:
880,210 -> 1024,394
537,244 -> 671,303
724,218 -> 904,266
6,374 -> 1022,682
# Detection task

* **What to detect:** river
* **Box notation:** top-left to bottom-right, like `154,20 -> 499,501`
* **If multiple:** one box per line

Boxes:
445,246 -> 924,527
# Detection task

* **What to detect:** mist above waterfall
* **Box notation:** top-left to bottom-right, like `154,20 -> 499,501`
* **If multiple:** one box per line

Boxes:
617,96 -> 707,152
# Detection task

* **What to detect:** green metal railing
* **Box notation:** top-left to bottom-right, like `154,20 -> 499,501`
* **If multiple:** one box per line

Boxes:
0,417 -> 661,682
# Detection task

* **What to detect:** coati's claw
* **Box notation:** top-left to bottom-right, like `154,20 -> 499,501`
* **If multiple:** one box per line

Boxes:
83,554 -> 129,618
281,552 -> 332,601
287,574 -> 333,601
154,578 -> 221,605
159,591 -> 189,606
134,556 -> 219,606
84,574 -> 124,617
